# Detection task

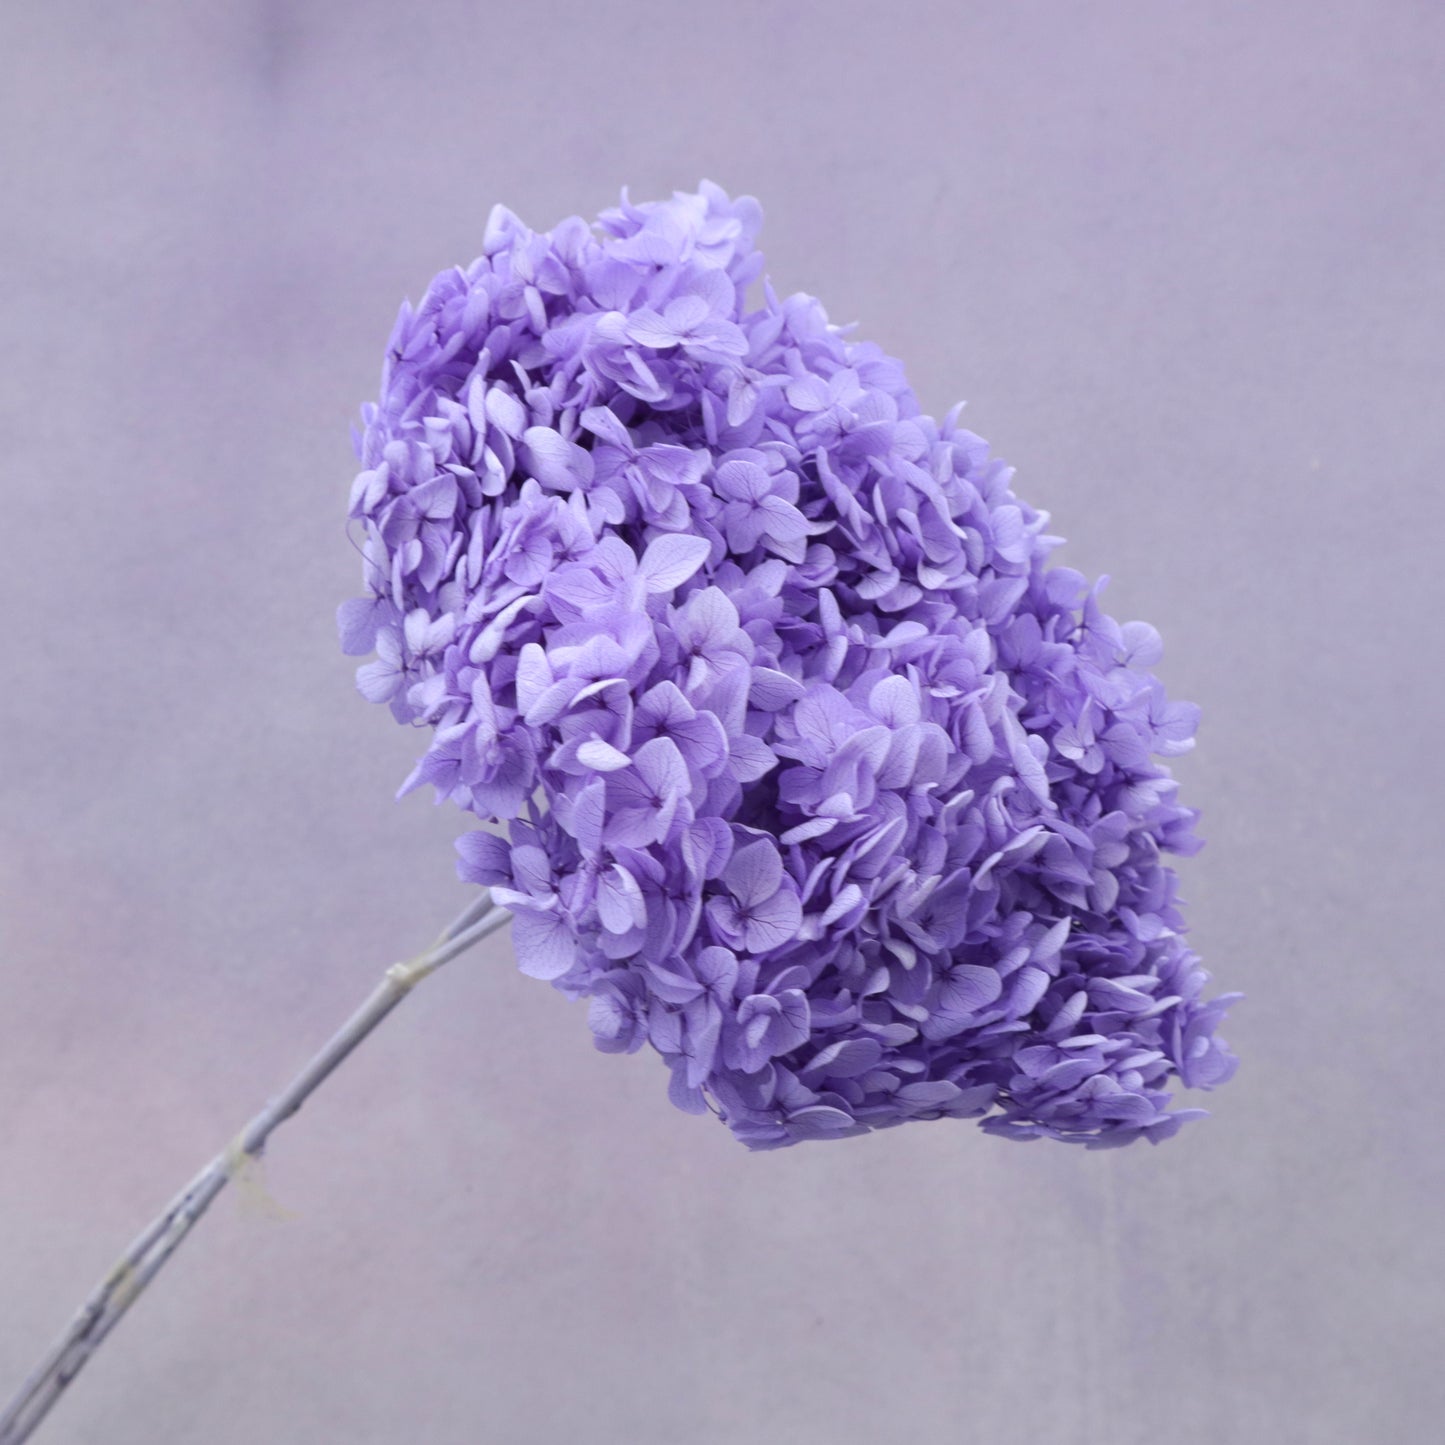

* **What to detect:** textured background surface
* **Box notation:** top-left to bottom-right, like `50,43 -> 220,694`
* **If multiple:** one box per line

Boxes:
2,3 -> 1442,1441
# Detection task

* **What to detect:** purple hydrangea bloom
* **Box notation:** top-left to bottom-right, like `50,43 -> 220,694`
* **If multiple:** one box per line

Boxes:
340,182 -> 1239,1150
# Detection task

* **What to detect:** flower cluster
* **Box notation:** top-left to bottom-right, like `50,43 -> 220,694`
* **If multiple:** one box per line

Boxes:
340,183 -> 1238,1149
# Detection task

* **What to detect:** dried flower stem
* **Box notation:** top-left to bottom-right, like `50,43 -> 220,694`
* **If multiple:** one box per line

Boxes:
0,894 -> 511,1445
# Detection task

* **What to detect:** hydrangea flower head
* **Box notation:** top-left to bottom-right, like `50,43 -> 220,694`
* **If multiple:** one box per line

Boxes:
340,183 -> 1239,1150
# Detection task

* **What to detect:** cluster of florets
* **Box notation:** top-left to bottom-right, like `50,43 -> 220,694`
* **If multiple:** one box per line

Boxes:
340,182 -> 1238,1150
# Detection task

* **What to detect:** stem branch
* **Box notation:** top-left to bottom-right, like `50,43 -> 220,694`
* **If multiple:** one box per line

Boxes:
0,894 -> 511,1445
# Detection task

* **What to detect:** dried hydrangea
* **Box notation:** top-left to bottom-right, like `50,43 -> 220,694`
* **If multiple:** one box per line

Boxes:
339,182 -> 1239,1150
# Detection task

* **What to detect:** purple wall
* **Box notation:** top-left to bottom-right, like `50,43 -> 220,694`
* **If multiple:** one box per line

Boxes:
2,3 -> 1441,1441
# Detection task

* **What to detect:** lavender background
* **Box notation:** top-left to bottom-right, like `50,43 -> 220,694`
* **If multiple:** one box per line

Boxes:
2,2 -> 1441,1441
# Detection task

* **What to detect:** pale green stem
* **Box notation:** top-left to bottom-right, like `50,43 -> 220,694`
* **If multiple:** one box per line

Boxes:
0,894 -> 511,1445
